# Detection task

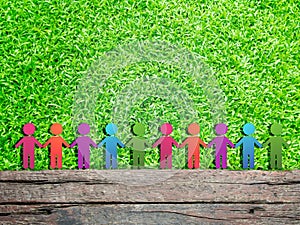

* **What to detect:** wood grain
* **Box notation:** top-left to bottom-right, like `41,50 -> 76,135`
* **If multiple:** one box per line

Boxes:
0,170 -> 299,224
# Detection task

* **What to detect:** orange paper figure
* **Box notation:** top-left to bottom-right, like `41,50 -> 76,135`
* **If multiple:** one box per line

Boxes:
180,123 -> 207,169
43,123 -> 70,169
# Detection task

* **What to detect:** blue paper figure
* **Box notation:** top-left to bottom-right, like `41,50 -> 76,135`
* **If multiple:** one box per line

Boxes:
235,123 -> 262,169
98,123 -> 125,169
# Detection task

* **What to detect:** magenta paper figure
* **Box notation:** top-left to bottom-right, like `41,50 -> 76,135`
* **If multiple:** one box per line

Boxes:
180,123 -> 207,169
98,123 -> 125,169
207,123 -> 234,169
152,123 -> 179,169
70,123 -> 97,169
15,123 -> 43,169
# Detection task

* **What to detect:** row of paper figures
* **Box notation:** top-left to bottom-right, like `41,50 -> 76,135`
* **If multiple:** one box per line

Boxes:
15,122 -> 288,170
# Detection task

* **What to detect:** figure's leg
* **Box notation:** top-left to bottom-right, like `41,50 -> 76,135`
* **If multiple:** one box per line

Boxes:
276,153 -> 282,169
105,151 -> 111,169
194,151 -> 200,169
167,154 -> 172,169
222,153 -> 227,169
215,154 -> 220,169
112,156 -> 117,169
133,151 -> 138,167
160,153 -> 167,169
249,153 -> 254,169
188,153 -> 193,169
139,152 -> 145,167
23,152 -> 29,169
84,153 -> 90,169
50,154 -> 56,169
29,153 -> 35,169
242,152 -> 248,169
78,151 -> 83,169
57,154 -> 62,169
270,152 -> 275,169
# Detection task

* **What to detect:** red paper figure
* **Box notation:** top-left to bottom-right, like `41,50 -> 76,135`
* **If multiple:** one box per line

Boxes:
152,123 -> 179,169
15,123 -> 43,169
180,123 -> 207,169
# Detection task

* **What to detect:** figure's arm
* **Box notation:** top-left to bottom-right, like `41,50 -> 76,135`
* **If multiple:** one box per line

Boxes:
34,138 -> 43,148
89,138 -> 98,148
283,139 -> 289,148
235,139 -> 243,148
126,138 -> 133,147
117,138 -> 125,148
179,139 -> 188,148
43,139 -> 51,148
207,139 -> 215,148
199,138 -> 207,148
172,138 -> 179,148
263,139 -> 270,148
98,138 -> 106,148
62,138 -> 70,148
227,139 -> 235,148
70,139 -> 77,148
144,140 -> 151,148
152,137 -> 163,148
254,139 -> 263,148
15,138 -> 24,148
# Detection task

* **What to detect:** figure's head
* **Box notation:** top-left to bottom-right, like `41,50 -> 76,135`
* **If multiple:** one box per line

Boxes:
215,123 -> 228,135
243,123 -> 255,135
160,123 -> 173,135
23,123 -> 36,135
78,123 -> 90,135
50,123 -> 63,135
271,123 -> 282,136
188,123 -> 200,135
106,123 -> 118,135
133,123 -> 145,137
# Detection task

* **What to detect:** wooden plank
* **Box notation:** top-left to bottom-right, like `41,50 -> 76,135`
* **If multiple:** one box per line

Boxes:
0,170 -> 300,204
0,203 -> 300,224
0,170 -> 299,224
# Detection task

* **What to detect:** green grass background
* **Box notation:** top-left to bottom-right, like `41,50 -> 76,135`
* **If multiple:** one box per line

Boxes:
0,0 -> 299,170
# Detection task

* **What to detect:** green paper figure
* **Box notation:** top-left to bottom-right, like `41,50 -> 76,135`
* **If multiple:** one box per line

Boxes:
127,123 -> 150,168
263,123 -> 288,169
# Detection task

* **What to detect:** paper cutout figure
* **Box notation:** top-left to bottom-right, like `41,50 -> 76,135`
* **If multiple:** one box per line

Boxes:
70,123 -> 97,169
207,123 -> 234,169
152,123 -> 179,169
263,123 -> 288,169
43,123 -> 70,169
127,123 -> 150,168
180,123 -> 207,169
98,123 -> 125,169
15,123 -> 43,169
235,123 -> 262,169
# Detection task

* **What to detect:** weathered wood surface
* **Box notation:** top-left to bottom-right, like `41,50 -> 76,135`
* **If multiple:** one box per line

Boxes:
0,170 -> 299,224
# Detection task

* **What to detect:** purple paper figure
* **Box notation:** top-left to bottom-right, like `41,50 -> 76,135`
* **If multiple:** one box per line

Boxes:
152,123 -> 179,169
98,123 -> 125,169
15,123 -> 43,169
70,123 -> 97,169
207,123 -> 234,169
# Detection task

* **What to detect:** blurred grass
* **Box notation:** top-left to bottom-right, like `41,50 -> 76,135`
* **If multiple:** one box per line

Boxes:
0,0 -> 299,170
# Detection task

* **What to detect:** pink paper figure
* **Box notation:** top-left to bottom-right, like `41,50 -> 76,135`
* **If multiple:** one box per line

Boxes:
207,123 -> 234,169
70,123 -> 97,169
43,123 -> 70,169
180,123 -> 207,169
152,123 -> 179,169
15,123 -> 43,169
